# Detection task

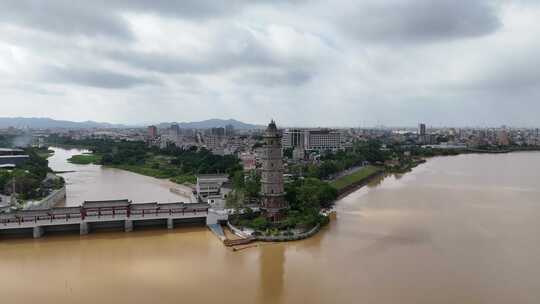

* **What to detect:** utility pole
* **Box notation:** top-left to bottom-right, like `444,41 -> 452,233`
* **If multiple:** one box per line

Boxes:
10,177 -> 16,207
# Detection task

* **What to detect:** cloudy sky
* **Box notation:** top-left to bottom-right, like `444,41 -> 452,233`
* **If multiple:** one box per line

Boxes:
0,0 -> 539,127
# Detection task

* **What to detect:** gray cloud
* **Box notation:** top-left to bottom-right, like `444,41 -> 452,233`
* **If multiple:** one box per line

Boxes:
340,0 -> 502,43
42,66 -> 159,89
470,63 -> 540,93
0,0 -> 133,40
105,41 -> 277,75
0,0 -> 539,127
236,69 -> 312,87
103,25 -> 320,85
0,0 -> 293,40
103,0 -> 246,19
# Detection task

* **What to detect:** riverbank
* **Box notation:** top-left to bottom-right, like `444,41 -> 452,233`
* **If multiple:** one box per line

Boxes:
65,152 -> 197,185
330,165 -> 381,192
466,147 -> 540,154
333,169 -> 386,199
107,164 -> 197,185
226,221 -> 322,244
330,159 -> 427,199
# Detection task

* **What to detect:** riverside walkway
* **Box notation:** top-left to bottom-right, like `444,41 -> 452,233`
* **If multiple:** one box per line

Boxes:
0,199 -> 215,238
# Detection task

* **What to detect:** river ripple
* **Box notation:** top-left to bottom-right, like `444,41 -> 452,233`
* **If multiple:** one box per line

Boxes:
1,151 -> 540,304
48,147 -> 189,206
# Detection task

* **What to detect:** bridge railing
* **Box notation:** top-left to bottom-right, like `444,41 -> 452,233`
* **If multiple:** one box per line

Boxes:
1,205 -> 209,228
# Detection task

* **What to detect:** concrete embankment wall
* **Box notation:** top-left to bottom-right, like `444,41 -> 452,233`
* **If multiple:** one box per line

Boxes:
256,224 -> 321,242
227,222 -> 322,242
25,186 -> 66,210
335,170 -> 385,199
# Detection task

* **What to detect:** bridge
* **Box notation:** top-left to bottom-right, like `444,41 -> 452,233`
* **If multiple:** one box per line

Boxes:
0,199 -> 219,238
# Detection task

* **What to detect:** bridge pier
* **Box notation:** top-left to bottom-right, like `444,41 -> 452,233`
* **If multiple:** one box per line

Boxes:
167,218 -> 174,229
33,226 -> 44,239
80,222 -> 89,235
206,210 -> 218,225
125,220 -> 133,232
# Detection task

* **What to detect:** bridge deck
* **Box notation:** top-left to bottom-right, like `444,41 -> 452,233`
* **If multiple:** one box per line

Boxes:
0,202 -> 209,230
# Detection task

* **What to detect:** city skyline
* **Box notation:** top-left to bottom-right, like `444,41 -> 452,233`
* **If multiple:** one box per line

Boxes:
1,115 -> 540,129
0,116 -> 540,129
2,1 -> 540,127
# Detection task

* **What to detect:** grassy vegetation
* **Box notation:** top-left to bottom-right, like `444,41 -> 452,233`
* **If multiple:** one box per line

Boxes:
66,152 -> 198,185
330,165 -> 381,191
109,164 -> 173,178
170,175 -> 197,185
106,155 -> 196,185
68,153 -> 102,165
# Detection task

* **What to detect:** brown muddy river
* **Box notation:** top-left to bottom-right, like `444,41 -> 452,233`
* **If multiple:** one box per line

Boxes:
1,152 -> 540,304
48,147 -> 189,205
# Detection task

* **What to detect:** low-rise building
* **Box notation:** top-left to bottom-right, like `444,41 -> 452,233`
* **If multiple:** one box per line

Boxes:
196,174 -> 230,202
240,152 -> 257,171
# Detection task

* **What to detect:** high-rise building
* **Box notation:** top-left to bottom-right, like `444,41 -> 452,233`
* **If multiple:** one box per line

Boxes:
225,124 -> 235,137
281,128 -> 305,149
170,124 -> 180,138
211,127 -> 225,137
419,123 -> 426,136
418,123 -> 427,144
260,120 -> 288,221
147,125 -> 158,139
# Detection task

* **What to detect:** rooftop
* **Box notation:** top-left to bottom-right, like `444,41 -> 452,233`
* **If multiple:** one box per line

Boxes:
83,199 -> 131,208
196,174 -> 229,179
0,148 -> 24,152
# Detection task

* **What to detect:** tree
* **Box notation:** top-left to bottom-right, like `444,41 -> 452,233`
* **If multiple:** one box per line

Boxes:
318,161 -> 339,179
250,216 -> 269,231
244,171 -> 261,199
0,170 -> 11,193
318,184 -> 338,208
232,170 -> 245,189
297,178 -> 321,210
225,190 -> 244,209
293,178 -> 338,211
283,148 -> 293,159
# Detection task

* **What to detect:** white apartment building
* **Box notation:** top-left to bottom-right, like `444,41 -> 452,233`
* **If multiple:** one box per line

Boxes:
282,128 -> 342,152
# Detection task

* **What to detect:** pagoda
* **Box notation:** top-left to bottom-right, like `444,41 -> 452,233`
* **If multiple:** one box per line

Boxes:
260,120 -> 288,221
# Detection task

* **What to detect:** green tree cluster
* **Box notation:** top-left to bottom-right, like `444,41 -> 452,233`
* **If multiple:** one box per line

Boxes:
0,135 -> 15,147
0,148 -> 61,201
286,178 -> 338,210
47,136 -> 242,183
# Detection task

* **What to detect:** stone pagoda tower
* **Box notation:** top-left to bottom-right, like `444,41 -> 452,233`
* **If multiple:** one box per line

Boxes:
260,120 -> 288,221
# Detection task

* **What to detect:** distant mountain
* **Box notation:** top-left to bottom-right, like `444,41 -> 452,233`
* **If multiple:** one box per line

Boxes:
0,117 -> 127,129
0,117 -> 262,130
157,119 -> 262,130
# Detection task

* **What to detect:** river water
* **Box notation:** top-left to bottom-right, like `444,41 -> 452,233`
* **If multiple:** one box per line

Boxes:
47,147 -> 189,205
1,151 -> 540,304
